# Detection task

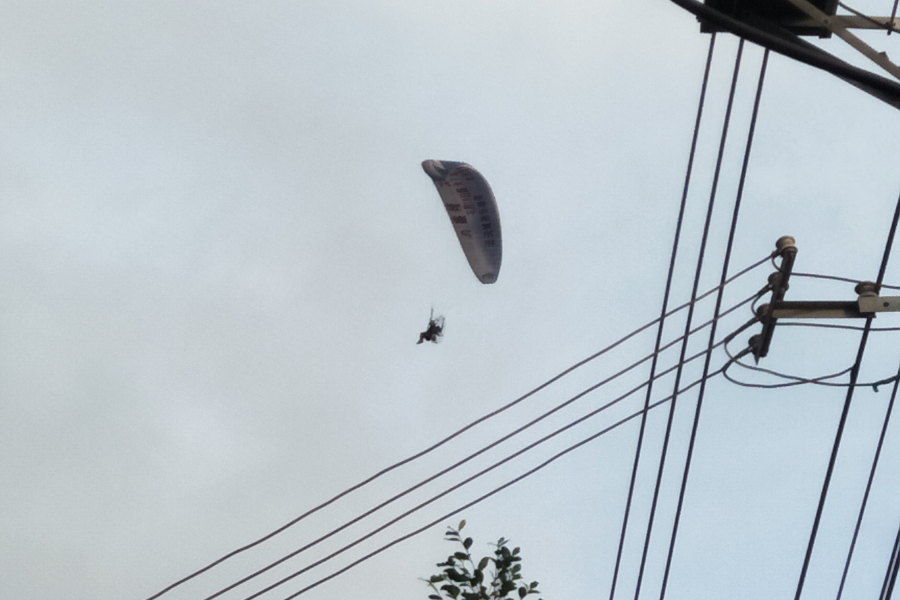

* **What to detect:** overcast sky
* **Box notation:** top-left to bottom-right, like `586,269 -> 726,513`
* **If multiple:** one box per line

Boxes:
2,1 -> 900,600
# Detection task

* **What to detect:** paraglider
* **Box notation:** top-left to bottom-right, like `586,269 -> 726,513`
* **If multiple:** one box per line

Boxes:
417,309 -> 445,345
422,160 -> 502,284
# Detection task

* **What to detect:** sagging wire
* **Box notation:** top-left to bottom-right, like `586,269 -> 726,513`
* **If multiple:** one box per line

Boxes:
202,292 -> 765,600
272,345 -> 755,600
722,332 -> 900,390
211,318 -> 760,600
769,253 -> 900,290
145,254 -> 771,600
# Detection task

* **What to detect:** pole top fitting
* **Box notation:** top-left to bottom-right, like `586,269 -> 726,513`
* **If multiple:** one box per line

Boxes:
776,235 -> 796,254
855,281 -> 879,297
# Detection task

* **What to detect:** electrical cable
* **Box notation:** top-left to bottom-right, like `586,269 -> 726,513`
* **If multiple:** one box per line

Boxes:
726,324 -> 900,391
723,333 -> 900,389
836,188 -> 900,600
794,317 -> 872,600
634,37 -> 745,600
722,336 -> 866,388
271,354 -> 752,600
769,254 -> 900,290
773,267 -> 900,291
202,296 -> 763,600
145,255 -> 770,600
208,318 -> 759,600
660,46 -> 769,600
793,184 -> 900,600
723,360 -> 854,390
609,31 -> 717,600
835,361 -> 900,600
882,519 -> 900,600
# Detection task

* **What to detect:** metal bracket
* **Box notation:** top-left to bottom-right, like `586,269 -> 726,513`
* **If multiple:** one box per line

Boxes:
752,276 -> 899,361
859,294 -> 900,313
770,282 -> 900,317
768,300 -> 863,319
782,0 -> 900,81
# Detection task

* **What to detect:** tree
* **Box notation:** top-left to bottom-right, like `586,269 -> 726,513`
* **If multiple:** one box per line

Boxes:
423,521 -> 543,600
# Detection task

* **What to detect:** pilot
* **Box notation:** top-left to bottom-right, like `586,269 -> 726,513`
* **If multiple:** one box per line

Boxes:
417,319 -> 443,344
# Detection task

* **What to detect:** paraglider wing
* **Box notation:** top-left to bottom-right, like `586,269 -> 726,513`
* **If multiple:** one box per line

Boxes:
422,160 -> 502,284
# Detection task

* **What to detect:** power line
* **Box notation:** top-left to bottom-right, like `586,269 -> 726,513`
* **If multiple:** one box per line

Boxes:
660,45 -> 770,600
273,357 -> 750,600
145,255 -> 769,600
778,268 -> 900,291
721,337 -> 878,389
836,187 -> 900,599
881,519 -> 900,600
635,36 -> 745,600
794,183 -> 900,600
609,31 -> 717,600
723,332 -> 900,390
211,319 -> 758,600
203,291 -> 766,600
195,291 -> 758,599
836,361 -> 900,599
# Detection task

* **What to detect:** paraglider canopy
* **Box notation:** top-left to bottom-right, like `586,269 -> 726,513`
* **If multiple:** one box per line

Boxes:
422,160 -> 502,284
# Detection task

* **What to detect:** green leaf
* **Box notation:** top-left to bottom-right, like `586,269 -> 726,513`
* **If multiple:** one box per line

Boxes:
459,520 -> 466,531
530,582 -> 539,589
463,537 -> 473,549
429,595 -> 441,600
478,557 -> 490,571
454,552 -> 469,561
430,575 -> 445,583
446,569 -> 469,583
518,586 -> 527,599
512,547 -> 520,555
441,584 -> 460,599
